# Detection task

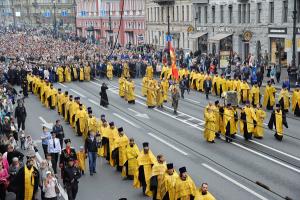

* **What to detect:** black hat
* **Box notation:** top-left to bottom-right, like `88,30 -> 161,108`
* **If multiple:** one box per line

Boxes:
276,103 -> 281,108
101,114 -> 105,118
179,166 -> 187,174
87,107 -> 92,110
64,91 -> 68,95
58,88 -> 61,91
64,139 -> 71,144
79,103 -> 83,106
167,163 -> 173,169
245,100 -> 250,105
142,142 -> 149,148
109,122 -> 114,126
118,127 -> 123,132
69,95 -> 73,98
88,110 -> 92,114
119,198 -> 127,200
267,80 -> 271,84
215,100 -> 219,105
227,103 -> 232,107
75,97 -> 80,100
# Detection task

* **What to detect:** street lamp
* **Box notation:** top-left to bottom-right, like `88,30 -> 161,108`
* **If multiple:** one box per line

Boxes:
52,0 -> 57,37
153,0 -> 175,50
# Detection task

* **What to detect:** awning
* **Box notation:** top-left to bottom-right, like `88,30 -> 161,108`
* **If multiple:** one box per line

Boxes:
208,33 -> 232,42
189,32 -> 207,39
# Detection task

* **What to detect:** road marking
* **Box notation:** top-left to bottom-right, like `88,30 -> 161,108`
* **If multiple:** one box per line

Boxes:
232,142 -> 300,174
147,132 -> 188,156
38,116 -> 53,129
202,163 -> 268,200
70,89 -> 86,98
88,99 -> 108,110
186,97 -> 200,104
128,108 -> 150,119
58,83 -> 67,88
113,113 -> 140,128
90,81 -> 101,87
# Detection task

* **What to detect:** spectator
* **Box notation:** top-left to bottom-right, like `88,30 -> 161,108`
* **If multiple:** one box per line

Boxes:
6,144 -> 24,165
52,120 -> 64,149
39,160 -> 54,200
0,153 -> 9,172
8,157 -> 23,193
41,126 -> 52,157
43,171 -> 59,200
14,101 -> 27,132
84,131 -> 99,176
0,161 -> 9,200
47,132 -> 61,174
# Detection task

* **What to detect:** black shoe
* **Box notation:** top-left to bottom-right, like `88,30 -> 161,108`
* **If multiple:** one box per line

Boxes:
93,171 -> 96,174
90,172 -> 93,176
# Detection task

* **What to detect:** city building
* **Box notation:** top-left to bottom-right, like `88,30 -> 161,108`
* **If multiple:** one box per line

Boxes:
0,0 -> 76,31
145,0 -> 194,51
191,0 -> 300,68
76,0 -> 146,46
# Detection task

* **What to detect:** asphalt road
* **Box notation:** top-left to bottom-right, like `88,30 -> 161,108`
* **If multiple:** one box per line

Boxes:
17,77 -> 300,200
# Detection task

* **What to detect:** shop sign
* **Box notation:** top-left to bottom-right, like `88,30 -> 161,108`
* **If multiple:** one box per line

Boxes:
196,27 -> 207,32
215,27 -> 233,33
268,28 -> 287,34
243,31 -> 252,42
220,51 -> 231,69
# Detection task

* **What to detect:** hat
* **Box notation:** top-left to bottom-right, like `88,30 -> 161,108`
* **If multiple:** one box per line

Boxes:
109,122 -> 114,126
227,103 -> 232,107
58,88 -> 61,91
167,163 -> 173,169
101,114 -> 105,118
276,103 -> 281,108
215,100 -> 219,105
87,107 -> 92,110
64,138 -> 71,144
118,127 -> 123,132
179,167 -> 187,174
142,142 -> 149,148
79,103 -> 83,106
88,110 -> 92,114
69,95 -> 73,98
64,91 -> 68,95
245,100 -> 250,105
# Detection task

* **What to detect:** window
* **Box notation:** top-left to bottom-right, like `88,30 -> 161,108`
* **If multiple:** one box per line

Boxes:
257,3 -> 262,23
269,2 -> 274,23
198,6 -> 201,23
186,5 -> 189,22
212,6 -> 215,23
161,7 -> 164,22
242,4 -> 246,23
220,5 -> 224,23
182,6 -> 184,21
283,0 -> 288,23
204,6 -> 207,23
176,6 -> 179,21
238,4 -> 241,23
247,4 -> 250,23
228,5 -> 232,24
172,6 -> 175,21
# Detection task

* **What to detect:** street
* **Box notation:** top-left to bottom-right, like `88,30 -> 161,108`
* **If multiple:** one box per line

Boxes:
21,77 -> 300,200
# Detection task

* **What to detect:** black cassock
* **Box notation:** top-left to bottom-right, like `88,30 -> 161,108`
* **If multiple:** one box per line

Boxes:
100,85 -> 109,107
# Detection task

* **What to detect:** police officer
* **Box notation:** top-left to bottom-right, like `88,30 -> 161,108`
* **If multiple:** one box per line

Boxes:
59,139 -> 77,179
63,157 -> 81,200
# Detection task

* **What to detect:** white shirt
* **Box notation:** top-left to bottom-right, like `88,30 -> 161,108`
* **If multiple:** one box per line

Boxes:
44,177 -> 58,198
47,138 -> 61,154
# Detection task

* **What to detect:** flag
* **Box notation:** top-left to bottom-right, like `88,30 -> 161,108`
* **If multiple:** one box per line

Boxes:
169,41 -> 178,80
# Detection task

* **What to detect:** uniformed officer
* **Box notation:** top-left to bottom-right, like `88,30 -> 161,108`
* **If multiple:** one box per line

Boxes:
59,139 -> 77,179
63,157 -> 81,200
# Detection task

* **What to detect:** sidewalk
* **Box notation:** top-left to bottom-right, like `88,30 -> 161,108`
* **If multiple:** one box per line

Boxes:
261,67 -> 289,90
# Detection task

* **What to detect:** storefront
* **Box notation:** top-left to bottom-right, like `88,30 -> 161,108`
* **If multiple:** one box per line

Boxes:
268,28 -> 288,67
189,32 -> 208,54
208,33 -> 233,69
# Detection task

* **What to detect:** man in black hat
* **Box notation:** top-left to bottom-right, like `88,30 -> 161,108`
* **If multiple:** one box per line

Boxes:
174,166 -> 196,200
14,152 -> 40,200
70,97 -> 80,127
150,154 -> 166,200
160,163 -> 178,200
59,139 -> 77,179
223,103 -> 237,143
268,104 -> 288,141
75,103 -> 88,136
112,127 -> 129,172
61,91 -> 69,117
56,88 -> 62,114
134,142 -> 156,196
263,80 -> 276,110
87,109 -> 97,138
63,157 -> 81,200
64,95 -> 73,123
122,138 -> 140,180
292,84 -> 300,117
106,122 -> 118,166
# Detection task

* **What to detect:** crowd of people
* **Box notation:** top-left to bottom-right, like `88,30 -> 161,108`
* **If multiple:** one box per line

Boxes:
1,27 -> 300,200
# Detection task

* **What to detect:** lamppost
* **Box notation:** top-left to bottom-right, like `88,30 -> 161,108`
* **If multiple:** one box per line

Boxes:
52,0 -> 57,37
107,2 -> 113,48
289,0 -> 298,87
73,0 -> 77,37
154,0 -> 175,51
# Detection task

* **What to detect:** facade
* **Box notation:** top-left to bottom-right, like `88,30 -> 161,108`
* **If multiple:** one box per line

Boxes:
145,0 -> 194,51
0,0 -> 76,31
191,0 -> 300,67
76,0 -> 146,46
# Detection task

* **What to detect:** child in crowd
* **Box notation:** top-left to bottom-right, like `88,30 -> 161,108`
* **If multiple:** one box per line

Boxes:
76,146 -> 86,175
19,131 -> 26,150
